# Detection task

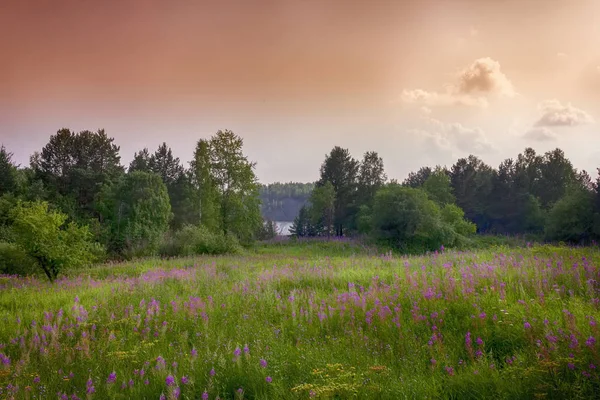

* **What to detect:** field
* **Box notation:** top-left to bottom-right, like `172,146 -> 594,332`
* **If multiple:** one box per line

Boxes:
0,241 -> 599,399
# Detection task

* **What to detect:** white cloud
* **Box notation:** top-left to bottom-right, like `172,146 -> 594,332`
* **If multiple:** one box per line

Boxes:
401,89 -> 488,108
413,116 -> 495,154
456,57 -> 516,97
523,127 -> 557,141
419,106 -> 432,115
401,57 -> 515,108
534,99 -> 594,127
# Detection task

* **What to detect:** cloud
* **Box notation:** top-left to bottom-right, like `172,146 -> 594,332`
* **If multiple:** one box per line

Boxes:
456,57 -> 516,97
413,116 -> 495,154
401,89 -> 488,108
534,99 -> 594,127
401,57 -> 515,108
523,127 -> 557,141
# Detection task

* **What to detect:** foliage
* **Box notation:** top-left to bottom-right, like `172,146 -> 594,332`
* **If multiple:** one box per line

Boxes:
159,225 -> 242,257
191,131 -> 262,244
97,171 -> 171,258
545,188 -> 595,243
33,128 -> 124,221
423,166 -> 455,206
0,145 -> 18,196
308,181 -> 336,237
0,242 -> 38,275
256,219 -> 280,241
370,185 -> 449,251
9,201 -> 98,281
317,146 -> 360,236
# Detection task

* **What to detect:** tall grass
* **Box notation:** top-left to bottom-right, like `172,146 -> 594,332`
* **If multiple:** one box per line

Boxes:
0,244 -> 598,399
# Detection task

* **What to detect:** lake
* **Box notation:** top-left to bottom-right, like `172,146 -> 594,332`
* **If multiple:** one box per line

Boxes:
275,221 -> 293,236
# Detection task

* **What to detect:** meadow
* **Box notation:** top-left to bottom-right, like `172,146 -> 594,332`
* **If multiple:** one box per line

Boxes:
0,241 -> 599,399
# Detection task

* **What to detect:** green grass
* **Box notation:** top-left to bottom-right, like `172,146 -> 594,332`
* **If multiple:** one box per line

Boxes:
0,242 -> 599,399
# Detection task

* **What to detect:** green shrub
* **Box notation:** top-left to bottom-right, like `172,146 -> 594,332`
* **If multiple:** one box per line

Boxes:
159,225 -> 242,257
0,242 -> 38,276
10,201 -> 99,281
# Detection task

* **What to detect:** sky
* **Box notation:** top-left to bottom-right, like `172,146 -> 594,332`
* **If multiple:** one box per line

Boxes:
1,0 -> 599,183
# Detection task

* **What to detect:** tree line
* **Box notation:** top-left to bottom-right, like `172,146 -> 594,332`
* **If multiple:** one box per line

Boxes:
0,129 -> 262,279
291,146 -> 600,251
2,128 -> 599,279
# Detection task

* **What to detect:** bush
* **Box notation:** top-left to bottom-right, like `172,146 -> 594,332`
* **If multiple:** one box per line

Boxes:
10,201 -> 99,281
159,225 -> 242,257
545,189 -> 594,243
0,242 -> 38,276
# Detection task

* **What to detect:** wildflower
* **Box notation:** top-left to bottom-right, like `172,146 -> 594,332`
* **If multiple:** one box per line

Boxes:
144,379 -> 149,385
33,376 -> 40,384
260,359 -> 267,368
160,395 -> 166,400
524,322 -> 531,329
430,358 -> 437,366
465,332 -> 472,347
586,336 -> 596,347
86,378 -> 95,394
243,345 -> 250,354
166,375 -> 175,386
476,337 -> 483,346
210,368 -> 216,377
173,387 -> 181,399
107,372 -> 116,384
479,312 -> 486,319
181,376 -> 189,385
128,379 -> 134,387
191,348 -> 198,358
445,366 -> 454,376
265,376 -> 272,383
202,391 -> 209,400
568,362 -> 575,370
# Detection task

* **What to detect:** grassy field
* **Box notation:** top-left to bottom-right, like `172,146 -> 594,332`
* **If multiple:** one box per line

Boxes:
0,241 -> 599,399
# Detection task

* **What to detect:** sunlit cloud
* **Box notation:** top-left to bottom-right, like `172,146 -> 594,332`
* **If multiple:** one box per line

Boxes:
523,127 -> 557,141
401,57 -> 516,109
534,99 -> 594,127
411,116 -> 495,154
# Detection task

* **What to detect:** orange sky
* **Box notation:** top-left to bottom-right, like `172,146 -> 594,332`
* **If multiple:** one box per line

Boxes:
1,0 -> 599,182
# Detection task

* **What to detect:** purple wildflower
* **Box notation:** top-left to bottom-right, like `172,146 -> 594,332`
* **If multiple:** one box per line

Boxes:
191,348 -> 198,358
243,344 -> 250,354
210,368 -> 216,377
568,362 -> 575,370
173,387 -> 181,399
107,372 -> 116,384
260,359 -> 268,368
476,337 -> 483,346
86,378 -> 95,394
266,376 -> 272,383
524,322 -> 531,329
202,391 -> 209,400
166,375 -> 175,386
181,376 -> 189,385
33,376 -> 40,384
586,336 -> 596,347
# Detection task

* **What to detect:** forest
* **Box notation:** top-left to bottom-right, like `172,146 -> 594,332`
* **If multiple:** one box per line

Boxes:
1,128 -> 599,279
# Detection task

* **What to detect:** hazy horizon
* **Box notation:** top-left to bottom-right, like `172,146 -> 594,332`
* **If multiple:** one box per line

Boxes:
2,0 -> 599,183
